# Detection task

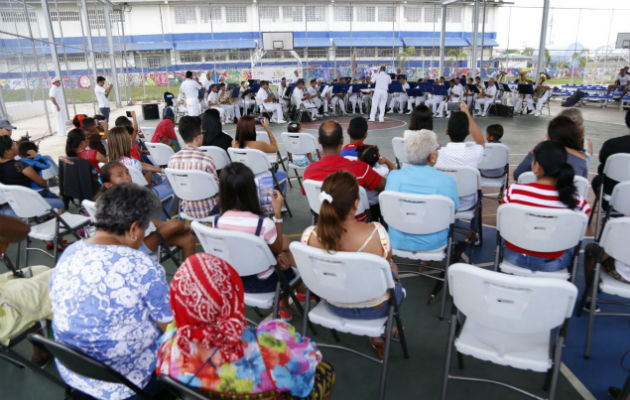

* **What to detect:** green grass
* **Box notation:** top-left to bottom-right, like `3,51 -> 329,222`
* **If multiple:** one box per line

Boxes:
3,85 -> 180,103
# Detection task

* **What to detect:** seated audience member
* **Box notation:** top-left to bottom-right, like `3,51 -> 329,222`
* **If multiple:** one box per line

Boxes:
0,119 -> 16,137
0,136 -> 63,211
479,123 -> 506,178
215,162 -> 296,320
385,130 -> 459,251
156,253 -> 333,399
286,121 -> 316,168
514,115 -> 588,180
65,128 -> 107,171
162,91 -> 175,121
167,116 -> 220,219
403,104 -> 434,137
435,102 -> 485,210
71,114 -> 87,130
591,109 -> 630,200
357,144 -> 396,222
17,138 -> 52,190
340,116 -> 370,158
114,112 -> 143,161
81,117 -> 107,156
502,141 -> 591,272
559,107 -> 593,160
151,118 -> 180,152
301,171 -> 403,357
98,161 -> 196,259
49,183 -> 172,400
201,108 -> 232,151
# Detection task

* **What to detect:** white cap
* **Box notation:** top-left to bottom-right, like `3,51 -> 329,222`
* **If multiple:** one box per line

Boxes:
51,76 -> 60,83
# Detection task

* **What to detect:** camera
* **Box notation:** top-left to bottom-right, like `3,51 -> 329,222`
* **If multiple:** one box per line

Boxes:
255,117 -> 266,124
126,111 -> 132,118
447,102 -> 461,112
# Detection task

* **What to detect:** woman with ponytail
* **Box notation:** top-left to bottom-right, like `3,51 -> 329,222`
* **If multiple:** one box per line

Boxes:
300,170 -> 403,358
502,140 -> 591,272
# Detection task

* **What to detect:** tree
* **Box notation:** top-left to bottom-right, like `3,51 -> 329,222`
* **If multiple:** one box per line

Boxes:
396,46 -> 416,71
521,47 -> 535,57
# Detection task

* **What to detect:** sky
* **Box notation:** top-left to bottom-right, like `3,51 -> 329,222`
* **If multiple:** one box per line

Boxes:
494,0 -> 630,53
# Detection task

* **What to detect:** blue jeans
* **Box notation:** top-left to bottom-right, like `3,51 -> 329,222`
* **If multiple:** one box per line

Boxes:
151,175 -> 175,220
503,246 -> 574,272
274,170 -> 287,193
39,189 -> 64,211
327,281 -> 404,320
99,107 -> 110,122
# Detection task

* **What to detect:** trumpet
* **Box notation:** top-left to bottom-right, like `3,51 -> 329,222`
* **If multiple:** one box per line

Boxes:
533,72 -> 551,103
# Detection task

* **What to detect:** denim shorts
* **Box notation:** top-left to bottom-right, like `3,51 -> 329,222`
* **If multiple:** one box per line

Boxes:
242,267 -> 296,293
503,246 -> 574,272
327,280 -> 404,320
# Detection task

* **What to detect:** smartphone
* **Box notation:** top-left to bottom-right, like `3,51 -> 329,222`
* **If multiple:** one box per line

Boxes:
447,102 -> 461,112
255,117 -> 265,124
126,111 -> 132,118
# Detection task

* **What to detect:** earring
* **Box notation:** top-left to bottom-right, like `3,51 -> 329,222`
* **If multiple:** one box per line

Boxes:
131,236 -> 138,242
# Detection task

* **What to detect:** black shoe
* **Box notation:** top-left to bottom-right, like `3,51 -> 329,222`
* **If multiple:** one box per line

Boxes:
582,303 -> 601,313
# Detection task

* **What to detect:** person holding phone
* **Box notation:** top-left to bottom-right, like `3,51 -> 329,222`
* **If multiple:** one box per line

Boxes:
95,76 -> 113,122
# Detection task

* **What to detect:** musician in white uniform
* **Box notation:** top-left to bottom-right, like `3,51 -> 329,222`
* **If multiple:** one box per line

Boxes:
179,71 -> 202,116
217,83 -> 237,123
533,80 -> 551,117
437,78 -> 463,117
291,79 -> 318,119
369,66 -> 391,123
348,80 -> 363,114
425,77 -> 445,115
256,80 -> 285,123
388,76 -> 409,114
49,76 -> 67,136
206,84 -> 225,121
320,80 -> 333,114
276,78 -> 291,113
235,81 -> 253,116
474,78 -> 497,117
307,79 -> 323,111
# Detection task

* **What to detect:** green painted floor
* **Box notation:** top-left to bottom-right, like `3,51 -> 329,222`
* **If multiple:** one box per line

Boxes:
2,102 -> 628,399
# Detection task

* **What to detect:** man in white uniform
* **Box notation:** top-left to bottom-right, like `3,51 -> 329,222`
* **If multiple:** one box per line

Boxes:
276,78 -> 290,113
388,76 -> 410,114
49,77 -> 67,136
180,71 -> 202,116
474,78 -> 497,117
369,66 -> 391,123
307,80 -> 323,111
437,78 -> 463,117
256,81 -> 285,123
348,80 -> 363,114
217,83 -> 236,123
291,79 -> 318,119
425,78 -> 445,115
206,84 -> 225,121
320,80 -> 334,114
94,76 -> 113,122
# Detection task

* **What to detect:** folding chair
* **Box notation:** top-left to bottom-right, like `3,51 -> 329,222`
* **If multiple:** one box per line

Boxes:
302,179 -> 370,224
593,153 -> 630,238
145,142 -> 175,168
128,167 -> 174,219
29,334 -> 153,399
198,146 -> 231,170
494,203 -> 588,281
441,263 -> 577,400
158,374 -> 208,400
289,241 -> 409,400
139,126 -> 156,142
281,132 -> 320,191
256,131 -> 290,180
164,168 -> 219,223
0,184 -> 91,264
517,171 -> 591,199
379,192 -> 456,319
581,217 -> 630,359
477,143 -> 509,202
191,221 -> 303,320
436,165 -> 483,251
391,137 -> 408,169
40,155 -> 60,196
227,147 -> 292,217
598,180 -> 630,232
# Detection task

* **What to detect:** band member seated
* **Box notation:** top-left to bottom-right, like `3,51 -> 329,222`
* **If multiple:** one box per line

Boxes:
474,78 -> 497,117
388,76 -> 409,114
256,80 -> 286,123
436,78 -> 463,118
291,79 -> 319,119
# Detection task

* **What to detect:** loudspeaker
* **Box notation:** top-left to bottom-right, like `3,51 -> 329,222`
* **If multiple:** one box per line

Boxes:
489,103 -> 514,118
142,104 -> 160,120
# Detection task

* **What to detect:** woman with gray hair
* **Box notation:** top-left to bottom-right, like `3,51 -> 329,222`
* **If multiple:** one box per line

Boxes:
384,129 -> 460,251
49,183 -> 173,400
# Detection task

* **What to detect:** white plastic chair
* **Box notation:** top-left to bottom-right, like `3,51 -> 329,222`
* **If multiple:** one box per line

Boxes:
494,203 -> 588,281
198,146 -> 231,170
477,143 -> 509,201
228,147 -> 292,217
441,263 -> 577,400
517,171 -> 590,199
379,192 -> 456,319
608,180 -> 630,217
174,129 -> 186,149
0,184 -> 90,263
594,153 -> 630,238
192,221 -> 302,318
583,217 -> 630,358
302,179 -> 370,223
145,142 -> 175,167
140,126 -> 156,142
164,168 -> 219,223
281,132 -> 320,190
391,137 -> 408,168
127,166 -> 149,186
256,131 -> 290,181
289,241 -> 409,400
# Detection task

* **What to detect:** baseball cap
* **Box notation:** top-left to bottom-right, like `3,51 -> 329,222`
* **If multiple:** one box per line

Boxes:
51,76 -> 60,83
0,120 -> 17,130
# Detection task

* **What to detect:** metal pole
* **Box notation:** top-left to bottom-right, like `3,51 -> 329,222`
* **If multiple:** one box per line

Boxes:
140,52 -> 146,99
9,0 -> 31,102
103,2 -> 121,106
158,4 -> 170,91
79,0 -> 98,114
210,5 -> 216,73
471,0 -> 480,78
305,4 -> 309,74
536,0 -> 550,76
40,0 -> 70,121
53,0 -> 77,116
480,0 -> 487,76
439,5 -> 447,76
0,86 -> 8,120
116,7 -> 131,104
392,2 -> 396,70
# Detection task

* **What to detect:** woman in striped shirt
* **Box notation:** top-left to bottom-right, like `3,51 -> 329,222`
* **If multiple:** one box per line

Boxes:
502,140 -> 591,272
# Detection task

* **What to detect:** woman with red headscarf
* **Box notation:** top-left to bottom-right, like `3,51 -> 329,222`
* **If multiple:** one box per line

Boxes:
156,253 -> 335,399
151,118 -> 180,152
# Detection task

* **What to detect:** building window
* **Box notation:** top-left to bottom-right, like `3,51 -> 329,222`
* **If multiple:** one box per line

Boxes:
50,11 -> 80,22
378,6 -> 395,22
87,9 -> 123,29
424,7 -> 441,23
282,6 -> 303,22
446,7 -> 461,23
423,47 -> 437,57
0,10 -> 37,23
305,6 -> 325,22
403,6 -> 422,22
307,48 -> 328,59
180,51 -> 202,63
259,6 -> 280,22
209,50 -> 229,62
263,50 -> 283,59
355,47 -> 375,58
225,6 -> 247,23
335,48 -> 351,58
146,55 -> 164,69
199,6 -> 221,23
377,48 -> 395,58
333,6 -> 352,22
356,7 -> 375,22
229,49 -> 251,61
174,7 -> 196,24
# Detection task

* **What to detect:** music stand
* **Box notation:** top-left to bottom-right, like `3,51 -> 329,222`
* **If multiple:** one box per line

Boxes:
500,83 -> 511,93
389,81 -> 403,93
517,84 -> 534,95
333,83 -> 349,94
433,84 -> 449,96
467,84 -> 480,94
230,86 -> 241,99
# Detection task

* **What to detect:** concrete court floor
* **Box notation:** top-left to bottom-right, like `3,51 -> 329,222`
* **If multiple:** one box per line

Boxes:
1,101 -> 628,400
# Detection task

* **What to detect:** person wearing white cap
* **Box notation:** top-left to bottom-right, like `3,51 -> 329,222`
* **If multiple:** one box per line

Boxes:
49,76 -> 67,136
0,120 -> 16,137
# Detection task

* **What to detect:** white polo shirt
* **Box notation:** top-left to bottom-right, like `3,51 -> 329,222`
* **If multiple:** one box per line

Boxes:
436,142 -> 484,210
95,85 -> 109,108
49,84 -> 65,111
180,78 -> 201,101
371,71 -> 392,92
616,73 -> 629,87
291,87 -> 305,107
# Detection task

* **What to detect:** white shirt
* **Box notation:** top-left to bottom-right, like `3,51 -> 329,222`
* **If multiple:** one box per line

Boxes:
180,79 -> 201,102
616,74 -> 629,86
402,82 -> 410,93
291,87 -> 305,107
94,85 -> 109,108
49,85 -> 64,111
256,88 -> 270,105
307,86 -> 319,98
484,85 -> 497,99
436,142 -> 485,210
277,85 -> 288,99
207,91 -> 220,105
615,261 -> 630,282
371,71 -> 392,92
450,84 -> 464,99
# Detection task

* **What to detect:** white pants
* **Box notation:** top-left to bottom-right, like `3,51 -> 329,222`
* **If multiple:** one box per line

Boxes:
236,98 -> 253,115
475,97 -> 494,115
280,99 -> 289,113
535,91 -> 551,114
370,89 -> 388,121
53,107 -> 67,136
510,95 -> 534,112
425,95 -> 444,114
311,97 -> 323,109
220,104 -> 235,122
186,99 -> 201,116
408,95 -> 426,111
210,106 -> 225,121
261,102 -> 284,121
331,97 -> 346,114
388,94 -> 408,113
465,95 -> 475,109
299,101 -> 319,119
349,96 -> 363,113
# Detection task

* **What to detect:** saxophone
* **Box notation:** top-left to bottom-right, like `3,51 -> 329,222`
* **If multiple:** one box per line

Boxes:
532,72 -> 551,103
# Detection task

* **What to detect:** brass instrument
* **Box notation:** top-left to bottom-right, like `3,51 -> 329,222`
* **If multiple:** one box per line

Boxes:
517,70 -> 533,99
532,72 -> 551,103
218,89 -> 233,105
496,70 -> 508,100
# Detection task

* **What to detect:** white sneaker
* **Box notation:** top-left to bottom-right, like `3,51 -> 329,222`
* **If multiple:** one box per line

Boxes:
275,119 -> 287,124
406,110 -> 412,114
368,118 -> 375,122
379,119 -> 385,123
533,111 -> 541,117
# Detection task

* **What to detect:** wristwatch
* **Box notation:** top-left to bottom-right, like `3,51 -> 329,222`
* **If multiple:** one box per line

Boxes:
272,216 -> 283,224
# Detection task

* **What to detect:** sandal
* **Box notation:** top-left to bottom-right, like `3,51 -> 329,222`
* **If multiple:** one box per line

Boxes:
369,337 -> 385,359
278,307 -> 293,322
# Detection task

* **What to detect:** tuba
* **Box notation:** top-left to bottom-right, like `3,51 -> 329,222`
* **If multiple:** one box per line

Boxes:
517,70 -> 532,99
532,72 -> 551,102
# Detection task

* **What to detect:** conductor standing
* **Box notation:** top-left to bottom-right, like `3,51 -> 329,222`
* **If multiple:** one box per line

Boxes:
369,65 -> 391,123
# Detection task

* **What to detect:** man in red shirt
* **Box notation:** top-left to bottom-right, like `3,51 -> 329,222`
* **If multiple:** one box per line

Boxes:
340,116 -> 369,159
304,120 -> 386,192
